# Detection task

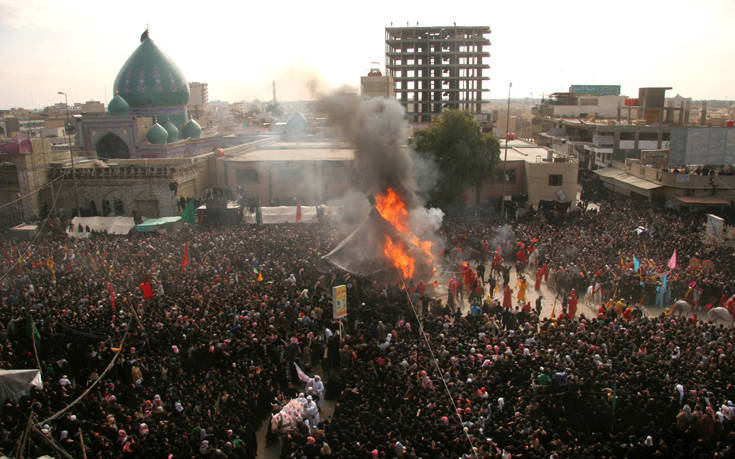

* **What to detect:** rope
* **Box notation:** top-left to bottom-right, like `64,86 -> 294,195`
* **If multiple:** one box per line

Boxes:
36,322 -> 130,427
396,270 -> 479,459
0,173 -> 65,212
0,176 -> 64,284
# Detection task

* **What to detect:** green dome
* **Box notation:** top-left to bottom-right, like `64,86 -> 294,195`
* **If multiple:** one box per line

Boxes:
182,118 -> 202,139
113,32 -> 189,108
108,95 -> 130,114
162,118 -> 179,142
147,121 -> 169,144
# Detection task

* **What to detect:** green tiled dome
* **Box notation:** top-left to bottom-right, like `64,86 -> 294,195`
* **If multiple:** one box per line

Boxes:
147,120 -> 169,144
107,95 -> 130,115
182,118 -> 202,139
162,118 -> 179,142
114,31 -> 189,108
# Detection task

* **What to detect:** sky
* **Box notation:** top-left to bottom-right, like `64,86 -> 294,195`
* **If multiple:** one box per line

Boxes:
1,0 -> 734,109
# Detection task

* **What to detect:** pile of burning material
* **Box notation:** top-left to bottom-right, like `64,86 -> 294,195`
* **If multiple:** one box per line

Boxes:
324,188 -> 435,283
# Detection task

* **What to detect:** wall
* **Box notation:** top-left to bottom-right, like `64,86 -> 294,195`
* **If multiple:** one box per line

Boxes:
524,161 -> 578,208
669,127 -> 735,166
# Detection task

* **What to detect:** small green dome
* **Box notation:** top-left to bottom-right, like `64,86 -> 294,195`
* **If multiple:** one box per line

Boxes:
147,121 -> 169,144
162,118 -> 179,142
113,31 -> 189,108
182,118 -> 202,139
108,95 -> 130,115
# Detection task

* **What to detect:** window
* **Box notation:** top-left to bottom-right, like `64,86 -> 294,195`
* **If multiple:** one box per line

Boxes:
236,169 -> 259,183
549,174 -> 563,186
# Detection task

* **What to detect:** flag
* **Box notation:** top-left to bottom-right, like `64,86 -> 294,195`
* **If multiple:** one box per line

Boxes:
181,199 -> 195,224
667,249 -> 677,270
633,256 -> 639,272
257,272 -> 263,282
611,380 -> 617,413
27,313 -> 41,343
294,362 -> 312,383
109,282 -> 116,312
662,273 -> 667,290
295,196 -> 302,223
181,241 -> 189,273
705,303 -> 713,309
140,282 -> 154,298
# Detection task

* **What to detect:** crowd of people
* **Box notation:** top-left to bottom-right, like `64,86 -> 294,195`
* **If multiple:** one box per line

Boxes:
0,193 -> 734,458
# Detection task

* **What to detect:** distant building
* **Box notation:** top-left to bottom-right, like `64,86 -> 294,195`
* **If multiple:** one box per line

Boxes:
188,82 -> 209,119
81,100 -> 105,113
360,66 -> 395,99
385,25 -> 490,123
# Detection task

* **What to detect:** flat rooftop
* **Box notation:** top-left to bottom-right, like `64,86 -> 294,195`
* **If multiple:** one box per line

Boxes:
228,146 -> 355,162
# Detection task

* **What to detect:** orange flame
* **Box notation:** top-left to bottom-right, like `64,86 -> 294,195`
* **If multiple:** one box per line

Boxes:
383,235 -> 414,279
376,188 -> 409,233
376,187 -> 436,279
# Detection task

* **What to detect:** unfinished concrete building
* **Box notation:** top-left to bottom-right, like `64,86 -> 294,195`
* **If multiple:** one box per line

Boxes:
385,26 -> 490,123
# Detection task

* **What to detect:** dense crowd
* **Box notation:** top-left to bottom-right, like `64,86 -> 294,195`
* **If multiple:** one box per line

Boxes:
0,194 -> 734,458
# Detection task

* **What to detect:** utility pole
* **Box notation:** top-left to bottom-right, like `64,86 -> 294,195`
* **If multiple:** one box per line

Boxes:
58,91 -> 80,216
500,82 -> 512,220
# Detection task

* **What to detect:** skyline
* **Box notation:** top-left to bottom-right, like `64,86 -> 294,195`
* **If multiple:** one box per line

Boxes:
1,0 -> 734,110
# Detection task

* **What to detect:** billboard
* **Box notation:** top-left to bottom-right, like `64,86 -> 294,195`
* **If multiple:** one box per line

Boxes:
569,85 -> 621,96
332,285 -> 347,319
641,150 -> 669,168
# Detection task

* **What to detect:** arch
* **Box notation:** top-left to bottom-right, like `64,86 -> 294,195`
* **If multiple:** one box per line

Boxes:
96,133 -> 130,159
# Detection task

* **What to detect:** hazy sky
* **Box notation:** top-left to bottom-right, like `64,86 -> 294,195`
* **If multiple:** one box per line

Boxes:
1,0 -> 734,109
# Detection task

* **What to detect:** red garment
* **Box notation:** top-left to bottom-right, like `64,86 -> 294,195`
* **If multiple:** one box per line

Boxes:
542,263 -> 549,281
502,285 -> 513,309
568,294 -> 578,318
726,297 -> 735,316
516,249 -> 527,264
417,281 -> 426,297
449,278 -> 459,296
535,267 -> 543,290
623,307 -> 633,322
522,302 -> 531,314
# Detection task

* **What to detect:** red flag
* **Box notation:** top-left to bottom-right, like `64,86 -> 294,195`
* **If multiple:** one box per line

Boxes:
667,249 -> 677,270
181,241 -> 189,273
140,282 -> 154,298
108,282 -> 116,312
296,197 -> 302,223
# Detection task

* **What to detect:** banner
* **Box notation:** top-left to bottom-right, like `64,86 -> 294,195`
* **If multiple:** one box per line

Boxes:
332,285 -> 347,319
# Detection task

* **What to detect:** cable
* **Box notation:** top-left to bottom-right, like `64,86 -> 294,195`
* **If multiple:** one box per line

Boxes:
396,270 -> 479,459
36,321 -> 130,427
0,176 -> 64,284
0,173 -> 65,213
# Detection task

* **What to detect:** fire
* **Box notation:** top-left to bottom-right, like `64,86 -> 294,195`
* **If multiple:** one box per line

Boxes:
376,188 -> 409,233
383,235 -> 414,279
376,187 -> 435,279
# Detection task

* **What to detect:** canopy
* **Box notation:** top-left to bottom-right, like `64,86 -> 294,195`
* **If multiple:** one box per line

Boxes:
67,216 -> 136,238
134,216 -> 183,233
0,369 -> 42,402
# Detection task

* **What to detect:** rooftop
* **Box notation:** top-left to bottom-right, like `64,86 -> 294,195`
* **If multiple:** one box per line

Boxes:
229,145 -> 355,162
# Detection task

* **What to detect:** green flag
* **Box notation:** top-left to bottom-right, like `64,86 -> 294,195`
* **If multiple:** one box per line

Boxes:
181,199 -> 195,224
27,313 -> 41,343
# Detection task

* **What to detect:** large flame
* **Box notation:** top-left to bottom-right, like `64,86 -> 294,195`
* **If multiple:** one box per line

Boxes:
376,188 -> 409,233
376,187 -> 434,279
383,235 -> 414,279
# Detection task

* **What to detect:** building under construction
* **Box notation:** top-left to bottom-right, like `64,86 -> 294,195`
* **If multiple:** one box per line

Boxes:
385,26 -> 490,123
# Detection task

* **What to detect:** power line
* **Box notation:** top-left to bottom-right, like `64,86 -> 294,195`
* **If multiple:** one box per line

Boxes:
0,176 -> 63,284
0,173 -> 65,213
397,270 -> 480,459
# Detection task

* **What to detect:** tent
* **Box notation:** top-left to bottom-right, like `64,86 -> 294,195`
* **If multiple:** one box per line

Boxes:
134,216 -> 183,233
8,224 -> 39,240
67,216 -> 136,239
0,369 -> 42,402
242,206 -> 342,224
323,208 -> 433,280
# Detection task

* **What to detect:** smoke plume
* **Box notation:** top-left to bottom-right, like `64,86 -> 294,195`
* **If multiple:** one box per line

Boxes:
315,89 -> 420,208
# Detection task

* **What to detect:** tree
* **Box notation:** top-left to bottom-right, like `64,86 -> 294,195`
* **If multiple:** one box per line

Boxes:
413,110 -> 500,207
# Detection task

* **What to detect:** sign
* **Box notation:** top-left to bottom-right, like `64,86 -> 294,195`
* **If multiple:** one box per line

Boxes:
569,85 -> 621,96
332,285 -> 347,319
641,150 -> 669,168
706,214 -> 725,237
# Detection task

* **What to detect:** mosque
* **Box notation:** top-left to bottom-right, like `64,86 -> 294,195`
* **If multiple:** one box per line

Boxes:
75,29 -> 214,159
